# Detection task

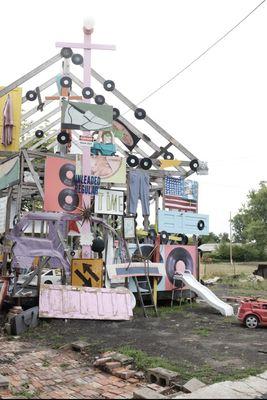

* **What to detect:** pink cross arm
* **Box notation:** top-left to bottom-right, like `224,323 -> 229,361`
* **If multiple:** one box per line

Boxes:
55,41 -> 116,50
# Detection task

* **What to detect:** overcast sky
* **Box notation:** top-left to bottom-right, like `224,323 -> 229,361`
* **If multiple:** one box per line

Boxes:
1,0 -> 267,235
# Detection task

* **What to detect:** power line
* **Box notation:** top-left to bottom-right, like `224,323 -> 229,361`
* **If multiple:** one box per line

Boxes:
123,0 -> 266,115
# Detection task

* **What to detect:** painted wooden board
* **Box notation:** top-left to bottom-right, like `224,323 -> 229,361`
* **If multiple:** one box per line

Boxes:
39,284 -> 134,320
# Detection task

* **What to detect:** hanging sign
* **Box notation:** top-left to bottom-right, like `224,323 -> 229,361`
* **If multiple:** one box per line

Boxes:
79,134 -> 94,146
74,174 -> 100,195
94,189 -> 124,216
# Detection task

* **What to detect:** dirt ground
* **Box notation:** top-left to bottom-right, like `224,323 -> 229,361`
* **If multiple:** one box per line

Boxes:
3,282 -> 264,386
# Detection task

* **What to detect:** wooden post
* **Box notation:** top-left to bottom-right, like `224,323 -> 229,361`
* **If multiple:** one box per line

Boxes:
2,187 -> 13,276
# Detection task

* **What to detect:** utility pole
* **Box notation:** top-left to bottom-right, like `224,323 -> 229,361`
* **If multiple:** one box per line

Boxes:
229,211 -> 235,274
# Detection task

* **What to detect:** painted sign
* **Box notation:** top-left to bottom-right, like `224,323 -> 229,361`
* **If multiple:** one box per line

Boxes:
112,119 -> 140,151
0,87 -> 22,152
71,259 -> 103,288
0,196 -> 7,234
123,216 -> 136,239
158,210 -> 209,236
61,100 -> 113,131
94,189 -> 124,216
74,174 -> 100,195
77,154 -> 126,184
0,156 -> 20,191
39,284 -> 134,320
79,134 -> 94,146
44,157 -> 81,213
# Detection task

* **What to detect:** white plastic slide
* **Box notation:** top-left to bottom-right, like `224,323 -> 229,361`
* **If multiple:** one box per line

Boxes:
175,270 -> 234,316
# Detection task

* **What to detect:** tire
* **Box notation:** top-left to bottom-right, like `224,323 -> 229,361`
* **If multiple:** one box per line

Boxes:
134,108 -> 146,120
26,90 -> 37,101
61,47 -> 73,58
113,108 -> 120,120
44,280 -> 52,285
140,158 -> 152,170
127,155 -> 139,168
245,314 -> 259,329
35,130 -> 44,139
71,53 -> 83,65
190,159 -> 199,172
82,87 -> 94,99
60,76 -> 72,88
163,151 -> 174,160
57,131 -> 70,145
95,95 -> 105,105
103,80 -> 115,91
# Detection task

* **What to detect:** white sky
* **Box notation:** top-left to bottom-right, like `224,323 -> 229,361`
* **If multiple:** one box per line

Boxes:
1,0 -> 267,235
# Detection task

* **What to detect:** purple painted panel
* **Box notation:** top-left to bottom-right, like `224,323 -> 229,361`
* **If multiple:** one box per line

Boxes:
39,285 -> 134,320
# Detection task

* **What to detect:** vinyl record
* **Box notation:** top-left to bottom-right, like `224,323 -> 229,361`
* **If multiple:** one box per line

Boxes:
60,76 -> 72,88
160,231 -> 169,244
57,131 -> 70,145
103,80 -> 115,91
58,188 -> 79,212
82,87 -> 94,99
59,163 -> 76,186
197,220 -> 205,231
127,154 -> 139,167
166,247 -> 194,287
70,250 -> 76,257
61,47 -> 73,58
140,158 -> 152,170
113,108 -> 120,120
190,159 -> 199,172
134,108 -> 146,120
163,151 -> 174,160
95,95 -> 105,105
177,234 -> 188,245
71,53 -> 83,65
26,90 -> 37,101
35,130 -> 44,139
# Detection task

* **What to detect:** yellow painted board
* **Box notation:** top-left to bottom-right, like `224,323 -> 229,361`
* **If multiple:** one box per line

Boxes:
160,159 -> 182,169
0,87 -> 22,152
71,258 -> 103,287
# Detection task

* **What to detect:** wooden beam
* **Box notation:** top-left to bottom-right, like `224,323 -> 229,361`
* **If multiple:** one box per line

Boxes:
22,76 -> 58,104
90,68 -> 198,161
21,107 -> 61,138
22,150 -> 44,200
0,54 -> 61,98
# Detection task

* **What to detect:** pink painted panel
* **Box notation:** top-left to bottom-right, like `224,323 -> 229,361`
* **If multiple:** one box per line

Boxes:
39,285 -> 133,320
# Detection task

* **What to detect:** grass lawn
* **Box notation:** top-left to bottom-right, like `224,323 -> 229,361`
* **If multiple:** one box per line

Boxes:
200,261 -> 263,278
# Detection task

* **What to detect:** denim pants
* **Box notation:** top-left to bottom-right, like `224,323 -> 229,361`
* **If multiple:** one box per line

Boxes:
128,170 -> 150,216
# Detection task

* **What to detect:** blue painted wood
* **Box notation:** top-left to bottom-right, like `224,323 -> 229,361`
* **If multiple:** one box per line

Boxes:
158,210 -> 209,235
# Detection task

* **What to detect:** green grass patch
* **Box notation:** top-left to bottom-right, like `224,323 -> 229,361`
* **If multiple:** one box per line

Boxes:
115,346 -> 267,384
193,327 -> 213,337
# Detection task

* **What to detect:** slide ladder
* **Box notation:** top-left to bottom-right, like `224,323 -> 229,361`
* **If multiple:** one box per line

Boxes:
174,270 -> 234,316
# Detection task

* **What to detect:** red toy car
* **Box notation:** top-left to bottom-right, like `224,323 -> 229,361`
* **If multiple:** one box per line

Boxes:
237,299 -> 267,328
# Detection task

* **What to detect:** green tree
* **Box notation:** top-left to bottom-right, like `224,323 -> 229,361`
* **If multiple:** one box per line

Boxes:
232,183 -> 267,251
218,232 -> 230,243
201,232 -> 220,244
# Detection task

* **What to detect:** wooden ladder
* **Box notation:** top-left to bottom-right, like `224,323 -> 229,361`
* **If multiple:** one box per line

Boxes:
132,258 -> 158,318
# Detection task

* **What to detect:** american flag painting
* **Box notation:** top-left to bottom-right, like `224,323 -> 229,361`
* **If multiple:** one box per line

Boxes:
164,177 -> 198,212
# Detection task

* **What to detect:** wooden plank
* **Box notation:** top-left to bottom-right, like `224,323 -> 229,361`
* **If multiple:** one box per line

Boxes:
21,107 -> 61,138
1,187 -> 13,275
22,76 -> 57,104
0,54 -> 61,98
90,68 -> 197,160
21,118 -> 61,148
22,150 -> 44,200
